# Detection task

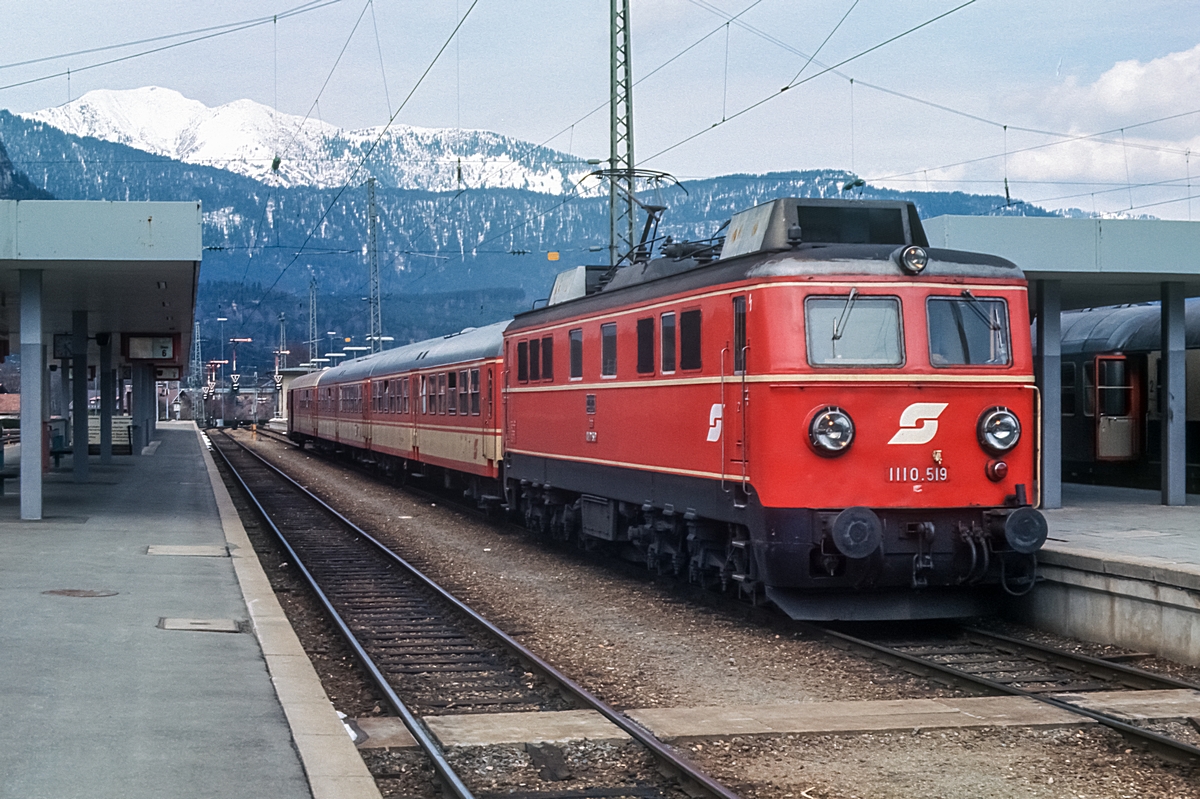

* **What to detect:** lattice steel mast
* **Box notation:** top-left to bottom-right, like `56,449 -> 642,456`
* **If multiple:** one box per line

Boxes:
308,277 -> 318,370
367,176 -> 383,352
609,0 -> 635,268
189,318 -> 202,388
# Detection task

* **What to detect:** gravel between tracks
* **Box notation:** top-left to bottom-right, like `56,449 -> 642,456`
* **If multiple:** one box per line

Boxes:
229,431 -> 1200,798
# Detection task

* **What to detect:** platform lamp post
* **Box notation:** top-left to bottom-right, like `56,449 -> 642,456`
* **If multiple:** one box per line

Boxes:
229,337 -> 252,426
326,331 -> 338,360
217,316 -> 228,426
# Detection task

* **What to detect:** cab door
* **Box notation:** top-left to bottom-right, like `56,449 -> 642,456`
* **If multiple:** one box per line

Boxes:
722,295 -> 750,500
1095,354 -> 1140,460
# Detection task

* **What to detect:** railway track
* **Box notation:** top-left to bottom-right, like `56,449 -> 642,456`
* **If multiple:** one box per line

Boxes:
240,425 -> 1200,767
814,623 -> 1200,764
209,429 -> 741,799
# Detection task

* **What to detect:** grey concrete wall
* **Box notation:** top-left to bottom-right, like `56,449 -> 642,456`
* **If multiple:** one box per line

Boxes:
1010,551 -> 1200,665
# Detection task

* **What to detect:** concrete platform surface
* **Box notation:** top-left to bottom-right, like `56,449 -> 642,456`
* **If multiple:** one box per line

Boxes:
1045,484 -> 1200,582
0,422 -> 378,799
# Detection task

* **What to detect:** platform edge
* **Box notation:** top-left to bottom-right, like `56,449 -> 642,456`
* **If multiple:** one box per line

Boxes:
194,425 -> 383,799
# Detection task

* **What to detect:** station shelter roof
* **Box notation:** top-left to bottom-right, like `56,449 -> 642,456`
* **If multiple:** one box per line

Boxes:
923,215 -> 1200,310
0,200 -> 202,368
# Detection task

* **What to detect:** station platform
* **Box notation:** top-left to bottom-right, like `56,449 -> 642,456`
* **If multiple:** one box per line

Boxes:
1018,483 -> 1200,665
0,422 -> 379,799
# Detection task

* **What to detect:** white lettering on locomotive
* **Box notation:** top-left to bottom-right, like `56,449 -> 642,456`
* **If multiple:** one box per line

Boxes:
887,402 -> 949,445
706,403 -> 724,442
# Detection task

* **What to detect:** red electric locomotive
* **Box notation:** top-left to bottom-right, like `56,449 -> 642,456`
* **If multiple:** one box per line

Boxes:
289,198 -> 1047,620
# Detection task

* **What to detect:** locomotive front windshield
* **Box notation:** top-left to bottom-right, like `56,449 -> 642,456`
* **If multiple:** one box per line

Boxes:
927,294 -> 1011,366
806,294 -> 903,366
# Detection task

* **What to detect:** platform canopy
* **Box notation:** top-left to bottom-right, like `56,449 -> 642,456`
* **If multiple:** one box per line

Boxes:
0,200 -> 203,519
923,216 -> 1200,310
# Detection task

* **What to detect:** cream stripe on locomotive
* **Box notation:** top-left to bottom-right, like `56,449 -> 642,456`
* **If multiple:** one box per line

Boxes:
507,279 -> 1028,335
505,373 -> 1037,393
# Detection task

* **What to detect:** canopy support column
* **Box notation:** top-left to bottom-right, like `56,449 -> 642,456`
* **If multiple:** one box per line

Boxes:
1035,280 -> 1062,509
1161,281 -> 1186,505
19,270 -> 43,520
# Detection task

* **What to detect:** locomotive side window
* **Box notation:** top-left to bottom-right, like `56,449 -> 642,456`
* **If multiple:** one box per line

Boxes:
926,295 -> 1011,366
805,294 -> 903,366
733,296 -> 747,374
529,339 -> 541,381
517,341 -> 529,382
470,368 -> 481,415
680,310 -> 702,370
1062,363 -> 1076,416
661,313 -> 676,373
569,328 -> 583,379
541,336 -> 553,380
636,318 -> 655,374
601,323 -> 617,377
448,371 -> 458,415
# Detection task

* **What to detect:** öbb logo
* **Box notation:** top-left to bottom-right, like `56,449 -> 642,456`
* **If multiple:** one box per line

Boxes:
887,402 -> 949,445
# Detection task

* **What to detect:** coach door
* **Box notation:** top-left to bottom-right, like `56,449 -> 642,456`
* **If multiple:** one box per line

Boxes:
721,295 -> 750,501
1095,354 -> 1140,460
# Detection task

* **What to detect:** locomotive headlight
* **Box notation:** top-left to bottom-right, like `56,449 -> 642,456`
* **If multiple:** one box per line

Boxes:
894,245 -> 929,274
977,407 -> 1021,453
810,406 -> 855,454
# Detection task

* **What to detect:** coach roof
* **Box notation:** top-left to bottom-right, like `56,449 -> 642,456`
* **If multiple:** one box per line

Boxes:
292,320 -> 508,388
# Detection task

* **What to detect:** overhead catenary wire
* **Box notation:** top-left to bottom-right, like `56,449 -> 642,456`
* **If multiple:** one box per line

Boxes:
254,0 -> 483,307
641,0 -> 983,164
0,0 -> 339,94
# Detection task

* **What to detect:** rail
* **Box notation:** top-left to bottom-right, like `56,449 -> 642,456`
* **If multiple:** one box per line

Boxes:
212,429 -> 742,799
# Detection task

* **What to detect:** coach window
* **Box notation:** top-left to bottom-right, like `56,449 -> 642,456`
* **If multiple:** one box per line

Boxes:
529,338 -> 541,381
541,336 -> 553,380
517,341 -> 529,382
569,328 -> 583,379
470,368 -> 481,415
1062,363 -> 1076,416
680,309 -> 702,370
420,375 -> 428,414
401,376 -> 410,414
926,295 -> 1010,366
733,296 -> 747,374
1083,362 -> 1095,417
661,313 -> 676,373
448,371 -> 458,415
459,370 -> 469,412
601,323 -> 617,377
636,317 -> 655,374
805,294 -> 903,366
438,372 -> 448,414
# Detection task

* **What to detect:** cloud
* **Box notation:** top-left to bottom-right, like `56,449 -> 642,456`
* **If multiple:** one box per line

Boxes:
993,44 -> 1200,211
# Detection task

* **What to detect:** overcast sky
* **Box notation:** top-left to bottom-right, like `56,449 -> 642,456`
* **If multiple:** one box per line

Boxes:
1,0 -> 1198,219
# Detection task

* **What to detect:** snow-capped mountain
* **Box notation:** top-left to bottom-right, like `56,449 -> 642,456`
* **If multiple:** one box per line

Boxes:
22,86 -> 589,193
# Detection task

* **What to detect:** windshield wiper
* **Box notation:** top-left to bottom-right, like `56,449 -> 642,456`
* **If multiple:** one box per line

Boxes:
960,289 -> 1001,330
832,288 -> 859,341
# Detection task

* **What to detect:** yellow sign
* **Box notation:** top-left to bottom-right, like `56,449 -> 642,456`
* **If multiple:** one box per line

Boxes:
547,251 -> 560,261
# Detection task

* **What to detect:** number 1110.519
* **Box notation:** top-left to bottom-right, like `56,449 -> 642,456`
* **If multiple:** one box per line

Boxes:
889,466 -> 949,483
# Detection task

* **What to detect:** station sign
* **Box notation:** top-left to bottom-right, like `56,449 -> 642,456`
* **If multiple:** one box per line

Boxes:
122,333 -> 181,361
